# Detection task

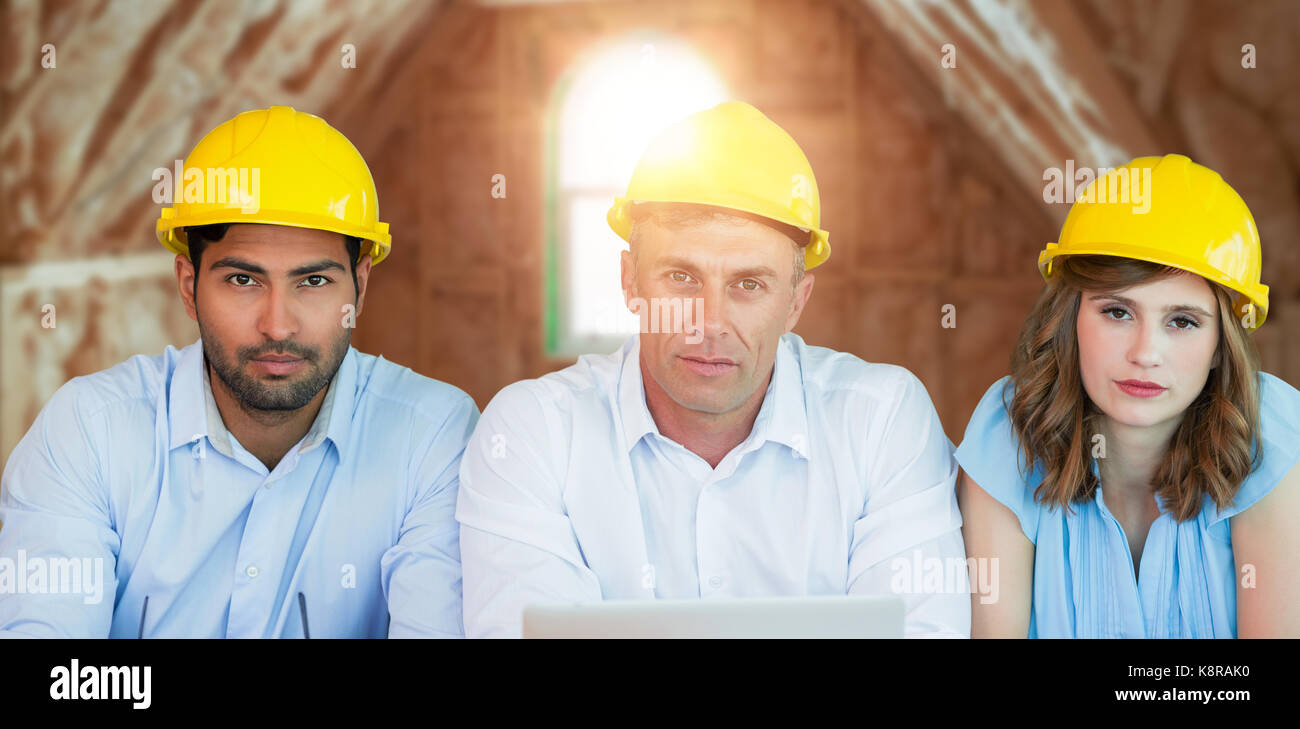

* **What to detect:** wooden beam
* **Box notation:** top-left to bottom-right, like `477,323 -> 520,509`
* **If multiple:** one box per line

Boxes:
857,0 -> 1162,223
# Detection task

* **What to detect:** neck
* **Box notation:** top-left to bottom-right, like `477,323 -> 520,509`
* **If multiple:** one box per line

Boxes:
1096,414 -> 1181,498
640,356 -> 770,469
207,361 -> 327,470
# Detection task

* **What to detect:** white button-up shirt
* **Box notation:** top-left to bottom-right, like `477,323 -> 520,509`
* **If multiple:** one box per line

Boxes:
457,332 -> 969,637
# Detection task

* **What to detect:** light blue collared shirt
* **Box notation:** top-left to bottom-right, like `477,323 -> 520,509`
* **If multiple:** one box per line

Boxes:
458,333 -> 969,638
0,338 -> 478,638
955,373 -> 1300,638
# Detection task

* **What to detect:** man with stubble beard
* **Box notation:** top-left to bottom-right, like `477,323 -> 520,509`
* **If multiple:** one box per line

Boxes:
0,107 -> 477,637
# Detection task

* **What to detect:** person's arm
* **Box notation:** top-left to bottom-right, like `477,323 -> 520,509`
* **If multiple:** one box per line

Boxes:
846,372 -> 968,638
956,468 -> 1034,638
381,392 -> 480,638
850,528 -> 970,637
1232,457 -> 1300,638
0,381 -> 120,637
456,383 -> 602,638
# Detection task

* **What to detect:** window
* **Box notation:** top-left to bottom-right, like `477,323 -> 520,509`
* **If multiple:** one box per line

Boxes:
545,35 -> 728,357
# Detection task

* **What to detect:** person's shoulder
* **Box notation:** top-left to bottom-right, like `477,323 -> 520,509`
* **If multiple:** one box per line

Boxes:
1258,372 -> 1300,453
351,349 -> 478,425
14,344 -> 187,468
1215,372 -> 1300,522
481,342 -> 626,423
45,344 -> 185,421
969,375 -> 1017,427
786,333 -> 934,410
955,375 -> 1023,460
953,375 -> 1043,540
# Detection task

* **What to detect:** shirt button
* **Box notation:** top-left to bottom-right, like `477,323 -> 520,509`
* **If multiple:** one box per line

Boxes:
265,481 -> 275,489
708,576 -> 723,588
245,565 -> 259,579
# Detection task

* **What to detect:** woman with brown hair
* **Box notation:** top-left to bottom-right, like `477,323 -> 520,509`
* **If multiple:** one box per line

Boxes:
956,154 -> 1300,638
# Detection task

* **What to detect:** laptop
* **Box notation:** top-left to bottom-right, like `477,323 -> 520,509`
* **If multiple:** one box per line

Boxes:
522,595 -> 904,638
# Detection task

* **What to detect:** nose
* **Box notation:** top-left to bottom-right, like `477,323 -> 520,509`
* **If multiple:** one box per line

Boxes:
696,281 -> 732,341
256,283 -> 300,342
1127,317 -> 1163,369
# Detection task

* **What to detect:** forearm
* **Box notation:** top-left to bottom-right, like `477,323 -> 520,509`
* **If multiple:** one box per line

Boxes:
851,529 -> 971,638
460,524 -> 602,638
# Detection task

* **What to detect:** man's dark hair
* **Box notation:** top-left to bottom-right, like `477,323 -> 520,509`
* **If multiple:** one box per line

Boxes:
184,223 -> 363,296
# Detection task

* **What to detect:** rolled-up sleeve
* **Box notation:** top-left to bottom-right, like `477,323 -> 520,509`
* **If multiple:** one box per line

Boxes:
456,383 -> 602,638
846,372 -> 970,638
0,380 -> 120,638
381,393 -> 479,638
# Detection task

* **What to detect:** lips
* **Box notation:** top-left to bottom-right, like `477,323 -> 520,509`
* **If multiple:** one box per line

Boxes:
250,353 -> 306,376
1115,379 -> 1167,398
678,355 -> 738,377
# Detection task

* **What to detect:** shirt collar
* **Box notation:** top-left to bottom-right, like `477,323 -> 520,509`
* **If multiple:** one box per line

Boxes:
168,338 -> 357,462
617,336 -> 657,452
168,339 -> 209,452
616,333 -> 811,459
200,360 -> 236,458
753,334 -> 811,459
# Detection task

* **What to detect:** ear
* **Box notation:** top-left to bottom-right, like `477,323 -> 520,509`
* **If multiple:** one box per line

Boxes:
620,248 -> 638,307
175,255 -> 198,322
1211,345 -> 1223,370
784,272 -> 815,333
352,252 -> 373,318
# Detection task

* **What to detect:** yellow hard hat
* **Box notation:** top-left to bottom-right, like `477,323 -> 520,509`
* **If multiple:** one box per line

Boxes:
607,101 -> 831,269
1038,154 -> 1269,329
156,106 -> 391,265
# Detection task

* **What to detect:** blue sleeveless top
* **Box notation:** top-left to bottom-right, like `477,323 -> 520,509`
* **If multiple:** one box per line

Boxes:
955,372 -> 1300,638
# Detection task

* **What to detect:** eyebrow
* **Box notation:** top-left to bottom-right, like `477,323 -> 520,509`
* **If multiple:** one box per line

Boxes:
657,257 -> 780,280
1088,293 -> 1216,319
288,260 -> 346,277
209,257 -> 345,278
730,265 -> 780,280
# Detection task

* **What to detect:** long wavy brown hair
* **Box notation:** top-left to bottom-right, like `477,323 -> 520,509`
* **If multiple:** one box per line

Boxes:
1007,255 -> 1262,521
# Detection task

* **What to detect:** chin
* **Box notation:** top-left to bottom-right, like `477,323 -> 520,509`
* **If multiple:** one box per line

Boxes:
1098,401 -> 1179,430
665,386 -> 737,415
671,395 -> 727,415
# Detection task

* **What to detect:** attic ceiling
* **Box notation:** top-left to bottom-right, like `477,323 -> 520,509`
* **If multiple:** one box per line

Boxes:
1,0 -> 443,261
